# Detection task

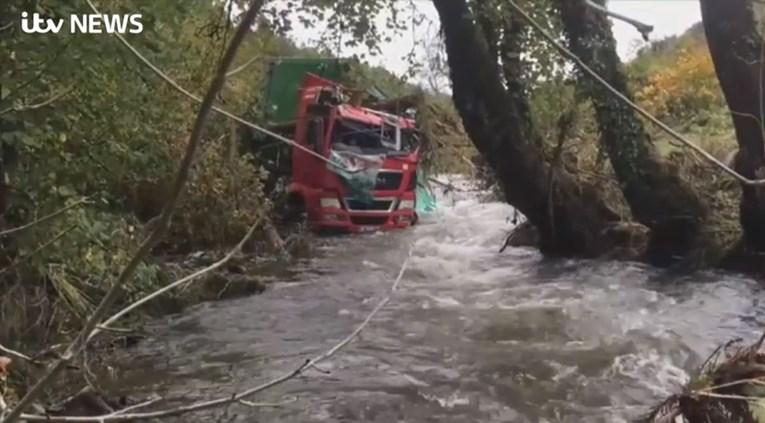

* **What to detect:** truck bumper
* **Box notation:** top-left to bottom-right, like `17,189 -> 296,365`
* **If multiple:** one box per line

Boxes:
311,208 -> 416,233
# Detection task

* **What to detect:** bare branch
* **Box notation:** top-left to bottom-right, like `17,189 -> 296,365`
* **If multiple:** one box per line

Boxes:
226,54 -> 260,77
0,344 -> 40,367
0,85 -> 75,115
237,396 -> 297,408
16,245 -> 414,422
92,217 -> 262,338
0,198 -> 88,238
0,2 -> 265,421
585,0 -> 653,41
0,22 -> 13,32
110,397 -> 162,416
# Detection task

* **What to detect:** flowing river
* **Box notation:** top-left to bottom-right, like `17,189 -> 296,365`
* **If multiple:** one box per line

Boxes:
116,186 -> 764,422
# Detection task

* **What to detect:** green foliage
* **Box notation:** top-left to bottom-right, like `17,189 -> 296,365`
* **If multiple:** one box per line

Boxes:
417,93 -> 475,175
0,0 -> 285,347
262,0 -> 410,57
0,0 -> 435,349
628,22 -> 731,135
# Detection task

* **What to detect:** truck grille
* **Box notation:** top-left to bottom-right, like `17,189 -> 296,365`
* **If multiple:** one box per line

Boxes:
345,199 -> 393,211
374,171 -> 403,190
351,216 -> 389,226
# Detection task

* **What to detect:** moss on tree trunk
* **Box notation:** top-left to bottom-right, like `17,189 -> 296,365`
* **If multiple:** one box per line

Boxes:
557,0 -> 708,266
700,0 -> 765,253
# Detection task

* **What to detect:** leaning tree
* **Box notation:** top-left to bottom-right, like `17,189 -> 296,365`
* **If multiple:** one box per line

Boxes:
555,0 -> 708,265
699,0 -> 765,254
432,0 -> 711,263
432,0 -> 628,257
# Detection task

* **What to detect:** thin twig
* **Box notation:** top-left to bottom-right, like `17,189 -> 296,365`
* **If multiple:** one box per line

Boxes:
750,328 -> 765,362
0,85 -> 74,115
0,3 -> 265,422
0,224 -> 77,275
93,324 -> 136,335
110,397 -> 162,415
237,395 -> 297,408
691,391 -> 760,401
16,245 -> 414,422
585,0 -> 653,41
226,54 -> 260,77
697,375 -> 765,393
0,198 -> 88,238
507,0 -> 765,187
92,217 -> 262,338
0,344 -> 40,367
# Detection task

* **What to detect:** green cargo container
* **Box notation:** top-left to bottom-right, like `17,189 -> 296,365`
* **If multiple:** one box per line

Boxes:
262,57 -> 352,125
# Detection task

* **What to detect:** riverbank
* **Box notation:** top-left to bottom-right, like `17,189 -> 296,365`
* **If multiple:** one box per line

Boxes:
0,226 -> 313,413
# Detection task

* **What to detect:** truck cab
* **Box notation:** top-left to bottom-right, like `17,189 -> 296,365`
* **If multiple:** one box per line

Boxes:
288,74 -> 419,232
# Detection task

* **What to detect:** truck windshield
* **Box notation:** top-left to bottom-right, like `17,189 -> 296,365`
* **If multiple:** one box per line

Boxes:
331,119 -> 416,156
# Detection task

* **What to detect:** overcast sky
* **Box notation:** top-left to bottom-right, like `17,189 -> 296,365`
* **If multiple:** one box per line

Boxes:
290,0 -> 702,78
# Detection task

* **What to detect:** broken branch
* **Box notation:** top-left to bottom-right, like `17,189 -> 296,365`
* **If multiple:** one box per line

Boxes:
585,0 -> 653,41
226,54 -> 260,77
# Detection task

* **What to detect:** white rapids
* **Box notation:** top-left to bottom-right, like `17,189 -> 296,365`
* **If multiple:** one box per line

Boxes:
118,176 -> 763,422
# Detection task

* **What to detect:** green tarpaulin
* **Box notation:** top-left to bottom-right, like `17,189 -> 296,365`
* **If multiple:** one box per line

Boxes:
416,172 -> 437,214
327,150 -> 382,204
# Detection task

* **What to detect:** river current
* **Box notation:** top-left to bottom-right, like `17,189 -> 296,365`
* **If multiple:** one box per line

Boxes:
116,182 -> 763,422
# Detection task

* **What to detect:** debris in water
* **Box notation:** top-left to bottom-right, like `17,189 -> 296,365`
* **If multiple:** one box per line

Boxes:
643,334 -> 765,423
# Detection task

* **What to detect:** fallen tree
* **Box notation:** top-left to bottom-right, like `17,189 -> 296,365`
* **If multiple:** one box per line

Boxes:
643,333 -> 765,423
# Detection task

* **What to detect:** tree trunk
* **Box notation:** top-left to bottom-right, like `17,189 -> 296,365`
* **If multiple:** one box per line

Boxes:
433,0 -> 621,257
700,0 -> 765,252
557,0 -> 708,265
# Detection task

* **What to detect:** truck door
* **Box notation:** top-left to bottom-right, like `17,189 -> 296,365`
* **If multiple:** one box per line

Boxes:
293,116 -> 325,187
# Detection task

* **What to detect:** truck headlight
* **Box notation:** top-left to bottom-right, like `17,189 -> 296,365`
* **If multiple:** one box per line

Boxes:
398,199 -> 415,210
320,197 -> 341,208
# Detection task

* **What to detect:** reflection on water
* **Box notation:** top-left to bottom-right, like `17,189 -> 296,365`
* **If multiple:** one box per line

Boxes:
116,182 -> 763,422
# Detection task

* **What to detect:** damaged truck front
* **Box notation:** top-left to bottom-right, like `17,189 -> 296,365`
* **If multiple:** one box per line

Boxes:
252,58 -> 423,233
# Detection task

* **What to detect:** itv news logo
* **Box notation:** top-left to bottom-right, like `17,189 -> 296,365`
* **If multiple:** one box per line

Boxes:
20,12 -> 143,34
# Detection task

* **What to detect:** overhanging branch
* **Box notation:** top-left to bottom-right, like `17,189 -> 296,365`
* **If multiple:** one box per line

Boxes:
585,0 -> 653,41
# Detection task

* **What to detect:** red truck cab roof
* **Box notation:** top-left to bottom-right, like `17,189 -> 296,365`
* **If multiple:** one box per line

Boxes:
336,104 -> 416,130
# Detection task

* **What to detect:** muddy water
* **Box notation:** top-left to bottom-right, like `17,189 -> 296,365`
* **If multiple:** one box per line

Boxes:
118,187 -> 764,422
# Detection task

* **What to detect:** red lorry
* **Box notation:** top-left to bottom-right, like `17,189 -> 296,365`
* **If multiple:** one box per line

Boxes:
259,59 -> 421,233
